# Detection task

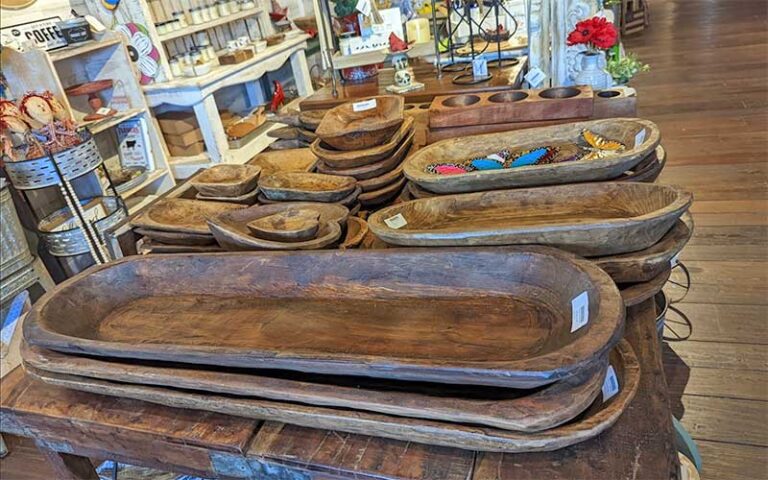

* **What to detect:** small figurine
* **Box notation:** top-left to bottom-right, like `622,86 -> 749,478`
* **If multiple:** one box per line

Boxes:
270,81 -> 285,112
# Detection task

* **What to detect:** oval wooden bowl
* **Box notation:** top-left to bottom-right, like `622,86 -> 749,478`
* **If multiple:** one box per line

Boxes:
196,187 -> 260,205
258,186 -> 362,207
358,164 -> 404,193
358,177 -> 407,208
249,149 -> 318,176
594,213 -> 692,283
616,145 -> 667,183
246,210 -> 321,242
407,180 -> 439,199
131,199 -> 243,235
299,109 -> 327,131
368,183 -> 693,256
23,247 -> 624,389
213,219 -> 340,251
339,216 -> 369,250
134,227 -> 216,246
311,117 -> 415,168
24,343 -> 604,432
619,266 -> 672,307
258,172 -> 357,203
404,118 -> 661,194
315,96 -> 405,151
191,165 -> 262,197
316,131 -> 414,181
25,340 -> 638,452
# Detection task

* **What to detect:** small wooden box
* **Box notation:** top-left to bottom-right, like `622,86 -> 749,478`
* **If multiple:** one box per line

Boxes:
218,49 -> 254,65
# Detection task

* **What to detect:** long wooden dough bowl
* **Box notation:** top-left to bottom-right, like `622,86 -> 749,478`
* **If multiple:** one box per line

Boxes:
311,117 -> 415,168
131,199 -> 243,235
24,247 -> 624,389
258,172 -> 357,203
23,344 -> 606,432
404,118 -> 661,194
594,213 -> 692,283
368,183 -> 692,256
191,164 -> 262,197
315,96 -> 404,151
24,340 -> 638,453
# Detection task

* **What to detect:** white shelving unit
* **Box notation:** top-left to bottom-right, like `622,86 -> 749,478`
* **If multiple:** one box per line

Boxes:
0,32 -> 176,204
83,0 -> 315,179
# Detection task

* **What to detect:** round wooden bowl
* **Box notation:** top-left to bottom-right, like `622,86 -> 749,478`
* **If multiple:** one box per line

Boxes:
315,96 -> 405,151
311,117 -> 414,169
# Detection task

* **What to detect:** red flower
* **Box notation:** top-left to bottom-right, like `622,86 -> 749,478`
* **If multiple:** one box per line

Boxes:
567,16 -> 618,50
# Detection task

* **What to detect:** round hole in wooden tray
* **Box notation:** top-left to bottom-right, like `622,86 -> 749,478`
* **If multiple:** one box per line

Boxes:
597,90 -> 622,98
539,87 -> 581,99
441,94 -> 481,107
488,91 -> 529,103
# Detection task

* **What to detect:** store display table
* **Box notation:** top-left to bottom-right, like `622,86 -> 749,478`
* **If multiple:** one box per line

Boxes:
299,59 -> 527,111
0,299 -> 678,480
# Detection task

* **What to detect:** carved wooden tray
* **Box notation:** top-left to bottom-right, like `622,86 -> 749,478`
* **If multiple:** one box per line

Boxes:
368,183 -> 692,256
25,340 -> 638,452
594,213 -> 692,283
258,172 -> 357,203
191,165 -> 262,197
339,216 -> 368,250
195,187 -> 260,205
404,119 -> 661,194
316,131 -> 414,181
315,96 -> 404,151
133,227 -> 216,246
24,247 -> 624,389
208,206 -> 342,251
23,344 -> 605,432
131,199 -> 243,235
311,117 -> 414,168
257,186 -> 362,208
246,210 -> 320,242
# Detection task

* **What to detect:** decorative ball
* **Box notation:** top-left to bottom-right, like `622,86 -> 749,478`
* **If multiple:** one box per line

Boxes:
394,69 -> 412,87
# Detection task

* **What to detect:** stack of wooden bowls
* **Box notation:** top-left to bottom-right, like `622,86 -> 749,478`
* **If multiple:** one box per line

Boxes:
22,247 -> 640,454
267,109 -> 327,150
257,172 -> 361,214
131,198 -> 243,254
190,164 -> 262,205
310,96 -> 413,209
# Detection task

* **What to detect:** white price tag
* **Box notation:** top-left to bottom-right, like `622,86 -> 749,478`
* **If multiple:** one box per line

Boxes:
670,252 -> 680,268
634,128 -> 646,146
472,58 -> 488,78
355,0 -> 372,17
570,291 -> 589,333
602,364 -> 620,402
384,213 -> 408,229
352,98 -> 377,112
524,67 -> 546,88
96,107 -> 113,116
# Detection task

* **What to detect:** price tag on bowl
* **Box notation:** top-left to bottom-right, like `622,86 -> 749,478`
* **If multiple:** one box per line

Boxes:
635,128 -> 647,146
570,291 -> 589,332
384,213 -> 408,229
352,98 -> 377,112
602,364 -> 620,402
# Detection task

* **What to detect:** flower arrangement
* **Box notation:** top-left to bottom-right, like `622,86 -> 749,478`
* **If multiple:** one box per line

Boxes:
606,51 -> 650,84
567,16 -> 618,52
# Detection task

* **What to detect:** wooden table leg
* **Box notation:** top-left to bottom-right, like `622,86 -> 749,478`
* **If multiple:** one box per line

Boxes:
34,441 -> 99,480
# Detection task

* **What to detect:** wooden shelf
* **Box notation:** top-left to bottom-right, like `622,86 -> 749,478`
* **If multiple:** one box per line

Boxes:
120,168 -> 170,199
49,37 -> 122,62
84,108 -> 146,135
157,8 -> 263,42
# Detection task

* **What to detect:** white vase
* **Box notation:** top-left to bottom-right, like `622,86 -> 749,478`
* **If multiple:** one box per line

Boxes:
575,51 -> 612,90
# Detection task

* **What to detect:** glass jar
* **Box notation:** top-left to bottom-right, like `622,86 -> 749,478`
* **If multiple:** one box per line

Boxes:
171,19 -> 182,31
208,3 -> 219,19
200,5 -> 211,22
191,49 -> 203,65
190,7 -> 203,24
218,0 -> 230,16
170,57 -> 183,76
205,44 -> 217,62
229,0 -> 240,12
242,0 -> 256,8
156,21 -> 169,35
173,11 -> 188,28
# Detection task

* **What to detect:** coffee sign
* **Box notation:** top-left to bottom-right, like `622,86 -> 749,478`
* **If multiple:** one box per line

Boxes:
0,16 -> 67,51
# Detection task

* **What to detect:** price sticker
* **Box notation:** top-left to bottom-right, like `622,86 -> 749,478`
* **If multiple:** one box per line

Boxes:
602,364 -> 620,402
635,128 -> 646,146
96,107 -> 113,116
384,213 -> 408,229
524,67 -> 546,88
570,291 -> 589,333
352,98 -> 377,112
472,58 -> 488,78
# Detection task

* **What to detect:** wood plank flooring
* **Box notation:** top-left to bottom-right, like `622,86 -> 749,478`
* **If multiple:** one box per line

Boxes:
625,1 -> 768,478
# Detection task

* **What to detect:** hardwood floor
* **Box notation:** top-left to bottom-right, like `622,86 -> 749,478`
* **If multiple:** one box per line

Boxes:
624,1 -> 768,479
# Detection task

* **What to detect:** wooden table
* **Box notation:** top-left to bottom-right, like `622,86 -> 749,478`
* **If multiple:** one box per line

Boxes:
299,60 -> 527,111
0,299 -> 678,480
